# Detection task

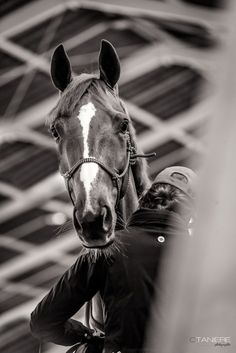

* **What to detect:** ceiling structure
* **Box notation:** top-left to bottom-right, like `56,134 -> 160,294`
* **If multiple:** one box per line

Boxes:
0,0 -> 227,352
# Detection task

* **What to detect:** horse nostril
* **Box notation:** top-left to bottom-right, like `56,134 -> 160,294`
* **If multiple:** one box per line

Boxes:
102,206 -> 112,232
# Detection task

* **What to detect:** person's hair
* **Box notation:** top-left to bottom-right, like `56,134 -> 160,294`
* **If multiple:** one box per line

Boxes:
139,183 -> 193,220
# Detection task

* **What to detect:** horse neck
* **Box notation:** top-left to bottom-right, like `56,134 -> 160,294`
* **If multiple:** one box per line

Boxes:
117,170 -> 138,226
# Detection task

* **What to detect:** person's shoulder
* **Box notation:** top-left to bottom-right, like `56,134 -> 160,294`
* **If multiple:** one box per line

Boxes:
66,249 -> 108,281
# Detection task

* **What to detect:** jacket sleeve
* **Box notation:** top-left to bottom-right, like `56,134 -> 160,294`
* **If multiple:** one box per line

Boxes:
30,254 -> 103,346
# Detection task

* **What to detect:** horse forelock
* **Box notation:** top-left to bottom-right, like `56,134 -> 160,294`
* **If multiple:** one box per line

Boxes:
47,74 -> 123,126
47,74 -> 97,125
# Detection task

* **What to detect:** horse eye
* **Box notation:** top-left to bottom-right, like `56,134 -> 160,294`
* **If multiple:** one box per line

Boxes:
120,120 -> 129,134
50,125 -> 60,141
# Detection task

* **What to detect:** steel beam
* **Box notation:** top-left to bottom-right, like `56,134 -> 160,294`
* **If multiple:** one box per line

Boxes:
0,38 -> 49,72
0,0 -> 66,37
81,0 -> 227,28
0,173 -> 65,222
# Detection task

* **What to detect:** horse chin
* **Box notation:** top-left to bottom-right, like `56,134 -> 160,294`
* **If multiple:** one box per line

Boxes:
82,237 -> 114,249
74,226 -> 115,249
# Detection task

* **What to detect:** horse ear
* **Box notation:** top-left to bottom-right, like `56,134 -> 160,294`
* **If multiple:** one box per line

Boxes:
99,40 -> 120,88
51,44 -> 72,91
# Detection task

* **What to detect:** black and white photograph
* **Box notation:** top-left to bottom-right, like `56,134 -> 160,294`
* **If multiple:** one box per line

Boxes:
0,1 -> 235,352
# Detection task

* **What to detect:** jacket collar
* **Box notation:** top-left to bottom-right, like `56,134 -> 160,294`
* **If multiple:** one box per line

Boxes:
127,208 -> 187,234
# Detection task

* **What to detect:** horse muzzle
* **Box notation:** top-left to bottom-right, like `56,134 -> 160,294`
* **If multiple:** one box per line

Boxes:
73,206 -> 115,248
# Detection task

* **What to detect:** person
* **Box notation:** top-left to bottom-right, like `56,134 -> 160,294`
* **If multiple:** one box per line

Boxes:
30,166 -> 197,353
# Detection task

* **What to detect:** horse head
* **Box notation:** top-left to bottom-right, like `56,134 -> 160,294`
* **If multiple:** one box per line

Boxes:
49,40 -> 150,248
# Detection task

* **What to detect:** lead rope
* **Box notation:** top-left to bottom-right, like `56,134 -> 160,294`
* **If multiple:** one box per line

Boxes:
126,133 -> 156,165
131,151 -> 156,162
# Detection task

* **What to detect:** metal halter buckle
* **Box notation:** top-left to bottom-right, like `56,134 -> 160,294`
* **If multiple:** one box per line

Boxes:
63,171 -> 71,179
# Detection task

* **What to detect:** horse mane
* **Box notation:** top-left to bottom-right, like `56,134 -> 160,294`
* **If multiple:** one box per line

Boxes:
129,124 -> 151,197
120,100 -> 151,198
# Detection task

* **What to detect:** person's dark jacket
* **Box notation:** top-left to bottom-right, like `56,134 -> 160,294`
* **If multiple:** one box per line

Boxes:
30,208 -> 188,353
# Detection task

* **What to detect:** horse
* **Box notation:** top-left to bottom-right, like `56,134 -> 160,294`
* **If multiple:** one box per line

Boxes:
48,39 -> 152,348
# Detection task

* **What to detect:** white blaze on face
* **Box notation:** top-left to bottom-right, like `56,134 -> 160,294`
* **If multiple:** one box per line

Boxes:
77,102 -> 98,210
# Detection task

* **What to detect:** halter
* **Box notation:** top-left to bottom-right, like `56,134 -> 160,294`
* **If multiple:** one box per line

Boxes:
61,132 -> 155,208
